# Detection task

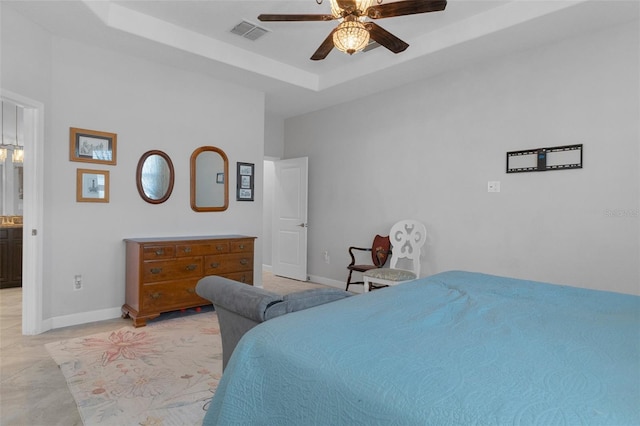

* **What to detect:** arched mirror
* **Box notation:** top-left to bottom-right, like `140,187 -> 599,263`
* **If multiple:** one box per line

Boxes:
190,146 -> 228,212
136,150 -> 175,204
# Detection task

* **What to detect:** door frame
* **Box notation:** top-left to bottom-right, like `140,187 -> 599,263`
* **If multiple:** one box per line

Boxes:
1,89 -> 45,335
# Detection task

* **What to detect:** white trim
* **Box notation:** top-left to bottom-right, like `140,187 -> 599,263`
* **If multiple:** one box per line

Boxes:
1,89 -> 46,335
262,264 -> 359,293
307,274 -> 350,291
50,307 -> 123,330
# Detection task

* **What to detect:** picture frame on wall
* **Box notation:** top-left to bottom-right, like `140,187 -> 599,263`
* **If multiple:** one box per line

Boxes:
70,127 -> 117,165
236,162 -> 254,201
76,168 -> 109,203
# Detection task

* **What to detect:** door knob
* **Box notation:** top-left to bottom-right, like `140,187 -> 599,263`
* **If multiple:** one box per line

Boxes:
297,223 -> 308,228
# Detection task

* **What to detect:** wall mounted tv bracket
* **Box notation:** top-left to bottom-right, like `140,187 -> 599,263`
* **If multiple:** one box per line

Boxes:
506,144 -> 582,174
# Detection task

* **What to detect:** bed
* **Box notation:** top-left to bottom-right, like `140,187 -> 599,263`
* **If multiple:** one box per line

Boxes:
204,271 -> 639,425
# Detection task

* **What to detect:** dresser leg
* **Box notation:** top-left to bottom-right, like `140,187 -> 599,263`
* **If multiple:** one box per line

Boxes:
132,317 -> 148,327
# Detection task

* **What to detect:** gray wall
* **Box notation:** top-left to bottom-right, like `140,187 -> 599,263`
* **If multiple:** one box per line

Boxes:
2,6 -> 265,324
284,20 -> 639,295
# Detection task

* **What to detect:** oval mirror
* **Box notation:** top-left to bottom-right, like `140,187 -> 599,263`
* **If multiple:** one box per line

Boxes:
136,150 -> 175,204
190,146 -> 228,212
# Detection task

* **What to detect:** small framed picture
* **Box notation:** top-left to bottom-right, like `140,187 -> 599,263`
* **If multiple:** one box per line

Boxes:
70,127 -> 117,165
77,168 -> 109,203
237,162 -> 254,201
238,188 -> 252,200
216,172 -> 225,184
239,164 -> 253,176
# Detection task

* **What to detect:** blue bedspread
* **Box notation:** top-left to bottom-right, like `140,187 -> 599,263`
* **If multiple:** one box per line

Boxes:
204,271 -> 640,425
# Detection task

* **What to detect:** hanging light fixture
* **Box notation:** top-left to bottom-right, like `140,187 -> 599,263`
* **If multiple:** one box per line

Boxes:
0,101 -> 23,165
327,0 -> 376,56
11,104 -> 23,165
333,18 -> 370,55
329,0 -> 375,18
0,101 -> 9,163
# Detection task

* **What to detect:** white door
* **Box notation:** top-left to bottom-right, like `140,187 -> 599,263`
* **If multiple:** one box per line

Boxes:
272,157 -> 308,281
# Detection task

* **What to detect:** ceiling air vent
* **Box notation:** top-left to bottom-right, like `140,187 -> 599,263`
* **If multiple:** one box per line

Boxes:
230,21 -> 268,41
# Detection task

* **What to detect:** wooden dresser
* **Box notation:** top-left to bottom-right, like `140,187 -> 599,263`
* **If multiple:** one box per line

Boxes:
122,235 -> 256,327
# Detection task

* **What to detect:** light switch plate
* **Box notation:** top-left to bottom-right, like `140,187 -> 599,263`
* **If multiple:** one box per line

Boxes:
488,181 -> 501,193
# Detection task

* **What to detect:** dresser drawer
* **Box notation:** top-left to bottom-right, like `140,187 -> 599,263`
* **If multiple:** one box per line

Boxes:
142,279 -> 208,311
176,242 -> 229,257
222,271 -> 253,284
204,253 -> 253,274
230,239 -> 253,253
143,245 -> 175,260
142,257 -> 203,283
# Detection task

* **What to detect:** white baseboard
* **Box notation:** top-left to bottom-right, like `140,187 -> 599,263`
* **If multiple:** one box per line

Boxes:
308,274 -> 365,294
47,270 -> 361,330
262,264 -> 364,294
50,307 -> 123,330
307,274 -> 343,289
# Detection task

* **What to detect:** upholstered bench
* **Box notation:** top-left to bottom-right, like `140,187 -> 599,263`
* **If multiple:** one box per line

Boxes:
196,276 -> 352,370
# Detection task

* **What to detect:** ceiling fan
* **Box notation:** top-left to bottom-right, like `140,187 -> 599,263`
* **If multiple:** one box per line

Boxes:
258,0 -> 447,60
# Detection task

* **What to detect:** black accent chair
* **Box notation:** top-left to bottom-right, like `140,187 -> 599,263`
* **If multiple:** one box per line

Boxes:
196,276 -> 352,370
345,234 -> 391,292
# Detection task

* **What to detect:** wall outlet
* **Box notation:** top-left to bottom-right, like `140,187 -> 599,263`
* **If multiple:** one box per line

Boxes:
74,274 -> 82,291
487,181 -> 501,193
323,250 -> 330,264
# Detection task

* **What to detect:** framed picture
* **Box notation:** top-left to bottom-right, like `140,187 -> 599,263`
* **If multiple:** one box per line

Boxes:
236,162 -> 254,201
70,127 -> 117,165
216,173 -> 225,184
238,188 -> 252,200
76,168 -> 109,203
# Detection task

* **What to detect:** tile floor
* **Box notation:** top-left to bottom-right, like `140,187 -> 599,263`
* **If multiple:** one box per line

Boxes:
0,272 -> 330,426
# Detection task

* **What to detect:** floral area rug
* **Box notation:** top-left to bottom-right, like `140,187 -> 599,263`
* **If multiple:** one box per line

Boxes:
45,309 -> 222,426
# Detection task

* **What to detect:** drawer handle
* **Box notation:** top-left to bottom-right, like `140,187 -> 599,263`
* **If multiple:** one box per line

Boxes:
216,245 -> 225,251
186,288 -> 195,294
183,247 -> 192,253
150,267 -> 163,274
185,264 -> 198,271
238,244 -> 244,249
240,275 -> 247,283
210,262 -> 220,269
150,292 -> 161,300
155,249 -> 165,256
240,258 -> 249,266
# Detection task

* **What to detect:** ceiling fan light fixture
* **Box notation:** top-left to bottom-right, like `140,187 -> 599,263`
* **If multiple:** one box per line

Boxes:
333,20 -> 370,55
329,0 -> 376,18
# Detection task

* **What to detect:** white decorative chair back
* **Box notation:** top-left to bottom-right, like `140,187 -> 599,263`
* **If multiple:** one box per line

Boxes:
388,220 -> 427,277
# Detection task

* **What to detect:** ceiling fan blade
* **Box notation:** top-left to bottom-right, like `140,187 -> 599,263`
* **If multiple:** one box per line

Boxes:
366,23 -> 409,54
311,30 -> 337,61
366,0 -> 447,19
258,14 -> 335,22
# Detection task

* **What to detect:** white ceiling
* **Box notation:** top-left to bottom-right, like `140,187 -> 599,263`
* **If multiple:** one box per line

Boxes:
5,0 -> 639,118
